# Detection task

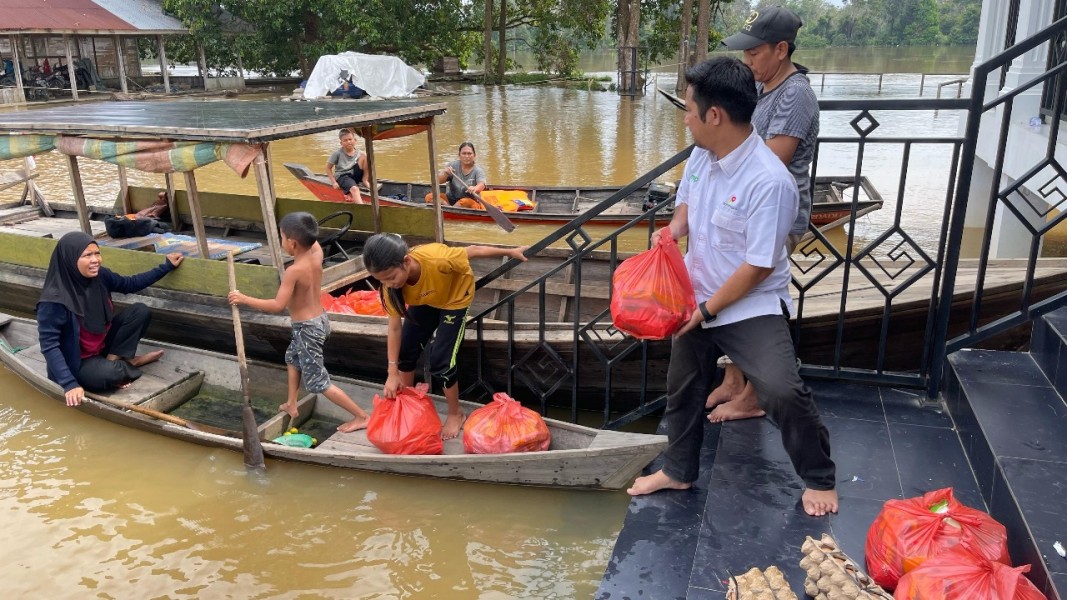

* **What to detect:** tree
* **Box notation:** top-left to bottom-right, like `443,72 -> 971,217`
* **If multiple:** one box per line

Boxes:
162,0 -> 473,78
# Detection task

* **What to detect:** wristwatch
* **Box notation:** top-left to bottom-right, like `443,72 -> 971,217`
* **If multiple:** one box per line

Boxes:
698,302 -> 717,323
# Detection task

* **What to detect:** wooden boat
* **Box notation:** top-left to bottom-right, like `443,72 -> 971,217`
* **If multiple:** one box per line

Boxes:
283,163 -> 885,228
0,312 -> 667,489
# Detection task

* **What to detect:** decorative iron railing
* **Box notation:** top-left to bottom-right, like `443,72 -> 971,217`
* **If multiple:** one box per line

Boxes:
930,14 -> 1067,395
463,14 -> 1067,427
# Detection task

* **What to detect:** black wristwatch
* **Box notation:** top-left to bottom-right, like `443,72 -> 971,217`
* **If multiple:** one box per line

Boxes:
698,302 -> 717,323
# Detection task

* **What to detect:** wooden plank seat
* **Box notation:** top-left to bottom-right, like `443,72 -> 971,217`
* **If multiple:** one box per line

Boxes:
13,343 -> 204,409
0,214 -> 106,237
317,427 -> 466,455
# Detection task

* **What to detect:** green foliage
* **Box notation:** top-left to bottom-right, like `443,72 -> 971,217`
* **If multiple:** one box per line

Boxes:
741,0 -> 979,48
162,0 -> 475,77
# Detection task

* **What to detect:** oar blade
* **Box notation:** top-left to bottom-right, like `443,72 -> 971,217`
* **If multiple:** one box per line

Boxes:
241,403 -> 266,470
229,251 -> 268,472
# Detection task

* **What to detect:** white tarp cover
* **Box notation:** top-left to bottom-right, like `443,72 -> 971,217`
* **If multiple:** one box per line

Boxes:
303,52 -> 425,99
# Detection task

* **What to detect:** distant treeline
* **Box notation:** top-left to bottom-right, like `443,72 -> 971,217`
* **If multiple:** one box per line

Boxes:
155,0 -> 981,82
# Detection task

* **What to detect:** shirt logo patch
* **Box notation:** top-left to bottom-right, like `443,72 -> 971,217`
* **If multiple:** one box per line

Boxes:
687,174 -> 699,183
443,315 -> 457,325
728,195 -> 737,205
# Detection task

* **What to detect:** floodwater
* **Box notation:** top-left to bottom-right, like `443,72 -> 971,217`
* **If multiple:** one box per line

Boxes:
0,367 -> 626,597
0,47 -> 985,597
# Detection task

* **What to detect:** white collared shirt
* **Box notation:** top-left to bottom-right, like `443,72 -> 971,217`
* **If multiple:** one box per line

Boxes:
676,130 -> 798,327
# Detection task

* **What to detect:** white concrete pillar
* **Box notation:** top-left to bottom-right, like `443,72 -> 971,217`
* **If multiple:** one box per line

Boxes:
999,0 -> 1055,119
989,179 -> 1045,258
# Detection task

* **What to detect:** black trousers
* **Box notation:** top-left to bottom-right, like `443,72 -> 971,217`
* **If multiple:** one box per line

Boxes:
662,313 -> 836,490
336,167 -> 365,194
78,302 -> 151,392
397,304 -> 469,389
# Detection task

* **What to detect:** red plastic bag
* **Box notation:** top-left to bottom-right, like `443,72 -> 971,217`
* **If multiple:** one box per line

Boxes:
610,228 -> 696,339
345,290 -> 387,316
866,488 -> 1010,590
894,546 -> 1047,600
463,392 -> 551,454
366,384 -> 443,455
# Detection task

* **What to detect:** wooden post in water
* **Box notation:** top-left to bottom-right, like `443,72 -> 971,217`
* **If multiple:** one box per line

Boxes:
164,173 -> 179,232
426,120 -> 444,243
114,36 -> 128,94
919,73 -> 926,96
252,151 -> 286,278
157,36 -> 170,95
361,127 -> 382,233
182,171 -> 212,260
63,35 -> 79,101
64,155 -> 92,235
9,35 -> 25,103
117,165 -> 131,214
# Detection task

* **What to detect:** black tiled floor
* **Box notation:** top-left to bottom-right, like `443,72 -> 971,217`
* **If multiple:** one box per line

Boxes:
961,380 -> 1067,463
888,422 -> 985,508
948,349 -> 1050,386
599,380 -> 987,598
998,458 -> 1067,580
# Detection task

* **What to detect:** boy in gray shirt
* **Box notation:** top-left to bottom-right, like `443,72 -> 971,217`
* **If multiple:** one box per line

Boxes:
327,129 -> 369,203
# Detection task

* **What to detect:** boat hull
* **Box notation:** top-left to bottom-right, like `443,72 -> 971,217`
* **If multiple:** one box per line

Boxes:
284,164 -> 884,229
0,313 -> 666,490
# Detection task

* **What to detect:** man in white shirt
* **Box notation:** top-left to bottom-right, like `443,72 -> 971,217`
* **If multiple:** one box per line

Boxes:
627,56 -> 837,516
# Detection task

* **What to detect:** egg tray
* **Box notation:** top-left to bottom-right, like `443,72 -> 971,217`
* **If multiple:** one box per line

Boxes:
725,566 -> 798,600
800,534 -> 893,600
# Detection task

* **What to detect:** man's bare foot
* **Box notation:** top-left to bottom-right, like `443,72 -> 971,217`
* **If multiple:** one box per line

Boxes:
441,412 -> 465,440
706,364 -> 744,409
127,350 -> 164,368
337,416 -> 369,433
707,389 -> 766,423
626,469 -> 692,496
278,401 -> 299,420
802,488 -> 839,516
117,381 -> 132,390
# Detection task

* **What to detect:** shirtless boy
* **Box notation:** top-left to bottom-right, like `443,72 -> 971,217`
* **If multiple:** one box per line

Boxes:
228,212 -> 370,433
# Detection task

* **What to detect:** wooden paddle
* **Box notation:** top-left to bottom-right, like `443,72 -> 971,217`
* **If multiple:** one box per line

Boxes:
86,392 -> 236,437
448,171 -> 516,233
228,252 -> 267,471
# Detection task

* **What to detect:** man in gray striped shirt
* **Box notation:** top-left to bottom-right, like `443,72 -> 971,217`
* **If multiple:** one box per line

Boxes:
707,6 -> 820,423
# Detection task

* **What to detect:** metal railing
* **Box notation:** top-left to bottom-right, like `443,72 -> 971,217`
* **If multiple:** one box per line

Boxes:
929,14 -> 1067,395
460,14 -> 1067,426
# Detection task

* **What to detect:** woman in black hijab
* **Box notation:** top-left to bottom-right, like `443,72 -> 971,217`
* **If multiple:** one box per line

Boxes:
37,231 -> 184,407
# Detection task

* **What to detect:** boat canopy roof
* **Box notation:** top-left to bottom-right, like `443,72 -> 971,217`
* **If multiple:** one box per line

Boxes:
0,99 -> 448,143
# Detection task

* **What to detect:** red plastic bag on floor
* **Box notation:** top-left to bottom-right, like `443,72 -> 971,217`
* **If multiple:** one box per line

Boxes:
866,488 -> 1010,590
610,228 -> 696,340
366,384 -> 443,455
345,289 -> 387,316
894,546 -> 1047,600
463,392 -> 551,454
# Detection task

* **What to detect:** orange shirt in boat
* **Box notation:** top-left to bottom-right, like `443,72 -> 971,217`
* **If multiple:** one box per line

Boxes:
382,244 -> 475,316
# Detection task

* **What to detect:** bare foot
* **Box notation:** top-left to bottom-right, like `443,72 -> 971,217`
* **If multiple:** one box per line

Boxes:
441,411 -> 465,440
803,488 -> 839,516
707,390 -> 766,423
706,364 -> 744,409
127,350 -> 164,368
278,401 -> 299,420
116,381 -> 132,390
337,416 -> 369,433
626,469 -> 692,496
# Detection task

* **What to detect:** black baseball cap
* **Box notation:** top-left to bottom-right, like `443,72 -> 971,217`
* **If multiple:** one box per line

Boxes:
721,6 -> 803,50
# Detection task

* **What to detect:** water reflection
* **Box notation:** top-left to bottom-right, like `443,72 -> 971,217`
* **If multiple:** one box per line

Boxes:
0,368 -> 627,597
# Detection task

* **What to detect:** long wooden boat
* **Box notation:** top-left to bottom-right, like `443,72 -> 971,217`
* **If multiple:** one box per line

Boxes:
283,163 -> 885,228
0,313 -> 666,489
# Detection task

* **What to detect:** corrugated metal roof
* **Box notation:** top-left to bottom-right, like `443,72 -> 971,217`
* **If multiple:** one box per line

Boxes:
0,0 -> 186,33
90,0 -> 186,32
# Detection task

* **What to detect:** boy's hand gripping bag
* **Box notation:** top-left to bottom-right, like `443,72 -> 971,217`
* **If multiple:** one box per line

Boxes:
894,546 -> 1047,600
610,228 -> 696,339
865,487 -> 1010,590
463,392 -> 551,454
366,383 -> 443,455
